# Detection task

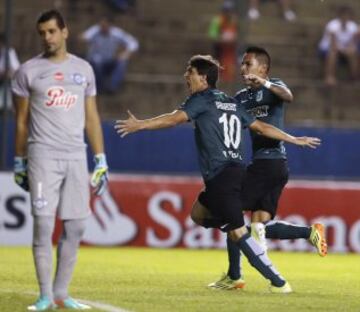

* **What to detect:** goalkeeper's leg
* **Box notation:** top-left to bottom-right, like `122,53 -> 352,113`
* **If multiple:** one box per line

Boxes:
28,216 -> 56,310
32,216 -> 55,299
53,219 -> 86,301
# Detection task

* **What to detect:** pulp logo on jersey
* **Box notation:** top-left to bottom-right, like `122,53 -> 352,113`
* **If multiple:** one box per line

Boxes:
45,86 -> 78,111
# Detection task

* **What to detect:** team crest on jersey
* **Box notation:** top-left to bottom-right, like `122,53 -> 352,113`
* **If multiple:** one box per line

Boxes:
45,86 -> 78,111
71,73 -> 86,86
256,90 -> 263,102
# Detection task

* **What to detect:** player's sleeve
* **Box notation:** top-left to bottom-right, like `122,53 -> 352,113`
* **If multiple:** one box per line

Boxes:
270,78 -> 288,89
238,104 -> 256,128
11,66 -> 30,98
234,89 -> 246,102
85,63 -> 97,97
178,95 -> 207,121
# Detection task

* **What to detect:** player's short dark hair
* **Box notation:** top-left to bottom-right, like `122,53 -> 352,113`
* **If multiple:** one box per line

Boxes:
245,46 -> 271,73
37,9 -> 66,29
188,55 -> 221,88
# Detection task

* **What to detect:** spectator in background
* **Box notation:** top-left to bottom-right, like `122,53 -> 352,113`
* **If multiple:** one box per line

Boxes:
0,33 -> 20,110
80,16 -> 139,94
318,6 -> 359,86
208,0 -> 238,82
248,0 -> 297,22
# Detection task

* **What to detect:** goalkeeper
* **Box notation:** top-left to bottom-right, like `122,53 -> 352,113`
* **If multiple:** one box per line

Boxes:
12,9 -> 108,311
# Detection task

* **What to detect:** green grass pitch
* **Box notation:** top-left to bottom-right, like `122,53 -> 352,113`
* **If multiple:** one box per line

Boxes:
0,247 -> 359,312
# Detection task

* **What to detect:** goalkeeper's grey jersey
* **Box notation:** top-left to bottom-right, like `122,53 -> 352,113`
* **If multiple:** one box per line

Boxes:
12,53 -> 96,159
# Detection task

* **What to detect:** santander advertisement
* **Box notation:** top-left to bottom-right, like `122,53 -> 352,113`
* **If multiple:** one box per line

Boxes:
1,173 -> 360,253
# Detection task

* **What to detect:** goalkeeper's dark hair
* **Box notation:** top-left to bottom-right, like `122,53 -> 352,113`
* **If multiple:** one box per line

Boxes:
188,55 -> 222,88
37,9 -> 66,29
246,46 -> 271,73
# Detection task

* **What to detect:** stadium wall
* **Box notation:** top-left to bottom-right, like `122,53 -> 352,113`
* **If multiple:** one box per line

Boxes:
1,172 -> 360,253
1,120 -> 359,179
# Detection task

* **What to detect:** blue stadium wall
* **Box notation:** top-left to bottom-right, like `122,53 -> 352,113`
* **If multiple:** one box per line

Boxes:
1,120 -> 359,179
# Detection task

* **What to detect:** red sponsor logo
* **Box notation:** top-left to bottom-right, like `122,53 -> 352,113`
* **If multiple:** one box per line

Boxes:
50,175 -> 360,253
45,86 -> 78,110
54,72 -> 64,81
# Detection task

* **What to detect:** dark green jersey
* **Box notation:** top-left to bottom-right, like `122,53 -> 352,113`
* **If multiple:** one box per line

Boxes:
234,78 -> 288,160
179,88 -> 255,181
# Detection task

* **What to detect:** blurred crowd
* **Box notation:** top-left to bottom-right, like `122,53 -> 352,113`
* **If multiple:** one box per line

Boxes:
79,16 -> 138,94
0,0 -> 138,111
318,5 -> 360,86
208,1 -> 360,86
1,0 -> 360,111
0,33 -> 20,111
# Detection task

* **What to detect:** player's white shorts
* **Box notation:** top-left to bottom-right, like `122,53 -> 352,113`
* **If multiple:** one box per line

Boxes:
28,157 -> 91,220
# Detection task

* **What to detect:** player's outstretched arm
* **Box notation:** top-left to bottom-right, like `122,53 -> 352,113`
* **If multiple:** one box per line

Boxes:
250,120 -> 321,148
115,110 -> 189,138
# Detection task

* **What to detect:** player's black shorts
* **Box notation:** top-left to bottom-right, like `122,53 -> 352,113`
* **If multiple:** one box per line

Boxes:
242,159 -> 289,219
198,163 -> 246,231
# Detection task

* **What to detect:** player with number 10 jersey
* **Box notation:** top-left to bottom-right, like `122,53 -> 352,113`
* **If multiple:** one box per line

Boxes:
179,89 -> 255,182
116,55 -> 321,292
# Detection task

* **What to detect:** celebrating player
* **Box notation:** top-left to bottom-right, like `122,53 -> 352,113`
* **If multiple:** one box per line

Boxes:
12,10 -> 108,311
115,54 -> 320,293
208,46 -> 328,290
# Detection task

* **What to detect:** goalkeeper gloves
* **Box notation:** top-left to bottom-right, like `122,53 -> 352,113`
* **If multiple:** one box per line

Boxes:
90,153 -> 108,196
14,156 -> 29,192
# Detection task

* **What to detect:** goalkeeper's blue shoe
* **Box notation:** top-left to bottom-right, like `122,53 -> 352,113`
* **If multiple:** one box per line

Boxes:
27,296 -> 55,311
54,297 -> 91,309
269,281 -> 293,294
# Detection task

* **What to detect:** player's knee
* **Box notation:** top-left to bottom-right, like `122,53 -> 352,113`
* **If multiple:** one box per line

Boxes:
251,210 -> 272,223
190,209 -> 204,226
190,200 -> 208,225
33,216 -> 55,246
228,226 -> 248,242
64,219 -> 86,242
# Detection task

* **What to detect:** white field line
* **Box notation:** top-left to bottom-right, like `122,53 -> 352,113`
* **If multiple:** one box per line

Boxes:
76,299 -> 131,312
0,289 -> 132,312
